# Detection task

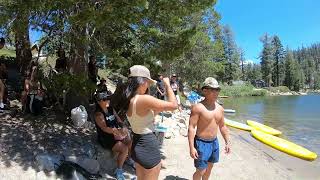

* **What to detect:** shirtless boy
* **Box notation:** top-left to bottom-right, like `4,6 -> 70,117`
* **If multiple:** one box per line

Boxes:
188,77 -> 231,180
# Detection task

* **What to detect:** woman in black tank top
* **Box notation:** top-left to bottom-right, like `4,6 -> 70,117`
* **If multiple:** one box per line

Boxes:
94,92 -> 128,180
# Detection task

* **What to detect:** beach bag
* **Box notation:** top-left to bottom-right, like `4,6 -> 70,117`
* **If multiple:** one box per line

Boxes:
71,105 -> 88,127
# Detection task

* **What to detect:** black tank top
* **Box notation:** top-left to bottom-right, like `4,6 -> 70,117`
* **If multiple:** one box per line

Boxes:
95,106 -> 121,141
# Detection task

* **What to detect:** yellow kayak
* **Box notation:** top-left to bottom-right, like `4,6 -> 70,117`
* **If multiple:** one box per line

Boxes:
251,130 -> 317,161
225,118 -> 253,131
247,120 -> 282,136
219,96 -> 229,98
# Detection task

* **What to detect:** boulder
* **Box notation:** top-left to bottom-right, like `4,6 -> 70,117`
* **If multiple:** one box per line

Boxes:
65,156 -> 100,174
96,148 -> 117,171
35,154 -> 63,172
179,128 -> 188,137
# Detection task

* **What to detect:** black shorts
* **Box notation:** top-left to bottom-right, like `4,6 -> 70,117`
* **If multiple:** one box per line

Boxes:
97,133 -> 118,150
131,133 -> 161,169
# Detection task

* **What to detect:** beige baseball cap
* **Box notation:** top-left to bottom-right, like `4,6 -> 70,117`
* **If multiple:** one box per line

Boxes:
202,77 -> 220,90
129,65 -> 157,84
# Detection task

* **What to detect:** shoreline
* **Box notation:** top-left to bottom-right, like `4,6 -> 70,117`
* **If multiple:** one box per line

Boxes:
159,128 -> 320,180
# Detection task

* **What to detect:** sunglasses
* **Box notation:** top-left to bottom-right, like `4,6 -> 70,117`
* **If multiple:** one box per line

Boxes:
203,87 -> 221,92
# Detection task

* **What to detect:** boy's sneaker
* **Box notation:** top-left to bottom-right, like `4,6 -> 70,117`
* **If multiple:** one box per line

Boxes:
0,102 -> 4,109
114,168 -> 125,180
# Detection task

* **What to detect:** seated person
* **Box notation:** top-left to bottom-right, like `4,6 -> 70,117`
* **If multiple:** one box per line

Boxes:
88,55 -> 99,84
156,74 -> 165,100
23,66 -> 44,115
0,63 -> 8,109
96,78 -> 109,93
55,49 -> 68,73
94,92 -> 130,180
0,79 -> 5,109
0,63 -> 8,80
0,37 -> 5,49
21,70 -> 31,110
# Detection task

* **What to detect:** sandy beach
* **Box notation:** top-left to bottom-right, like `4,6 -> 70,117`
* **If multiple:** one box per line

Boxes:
159,128 -> 320,180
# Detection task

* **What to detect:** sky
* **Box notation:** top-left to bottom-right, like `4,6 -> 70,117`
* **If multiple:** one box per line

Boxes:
29,29 -> 42,45
216,0 -> 320,63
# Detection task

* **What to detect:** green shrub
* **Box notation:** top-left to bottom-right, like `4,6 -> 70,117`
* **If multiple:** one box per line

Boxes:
38,64 -> 96,110
44,73 -> 96,99
0,48 -> 16,57
220,84 -> 267,97
251,89 -> 268,96
269,86 -> 290,93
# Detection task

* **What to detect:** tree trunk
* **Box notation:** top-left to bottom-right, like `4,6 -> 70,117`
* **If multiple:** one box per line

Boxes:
69,45 -> 87,75
69,26 -> 89,75
276,58 -> 279,86
14,12 -> 32,73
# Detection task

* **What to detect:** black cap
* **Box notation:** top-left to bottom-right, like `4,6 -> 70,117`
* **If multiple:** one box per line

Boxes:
96,92 -> 112,101
100,78 -> 106,82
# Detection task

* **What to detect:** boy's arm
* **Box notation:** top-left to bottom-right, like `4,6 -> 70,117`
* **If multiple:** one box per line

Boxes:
217,106 -> 231,154
188,105 -> 200,159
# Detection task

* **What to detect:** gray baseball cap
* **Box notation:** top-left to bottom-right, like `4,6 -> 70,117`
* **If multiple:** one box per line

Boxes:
202,77 -> 220,90
129,65 -> 157,84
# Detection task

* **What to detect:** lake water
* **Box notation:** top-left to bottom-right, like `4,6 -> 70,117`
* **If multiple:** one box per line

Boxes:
222,93 -> 320,155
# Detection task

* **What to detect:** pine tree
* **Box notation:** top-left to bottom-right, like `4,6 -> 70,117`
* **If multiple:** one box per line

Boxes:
171,7 -> 226,86
260,33 -> 273,86
239,48 -> 245,80
245,63 -> 261,82
222,25 -> 241,83
292,60 -> 304,91
284,50 -> 303,91
314,72 -> 320,90
271,35 -> 285,86
292,43 -> 320,89
204,9 -> 226,62
302,56 -> 316,88
284,50 -> 294,89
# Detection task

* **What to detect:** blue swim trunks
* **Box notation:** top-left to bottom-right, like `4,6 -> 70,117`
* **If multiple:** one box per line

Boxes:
194,136 -> 219,169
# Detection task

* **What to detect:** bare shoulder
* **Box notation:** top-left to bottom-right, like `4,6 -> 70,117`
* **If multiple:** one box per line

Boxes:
216,103 -> 224,113
191,103 -> 205,114
215,103 -> 224,121
94,111 -> 104,118
136,94 -> 158,106
138,94 -> 155,101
